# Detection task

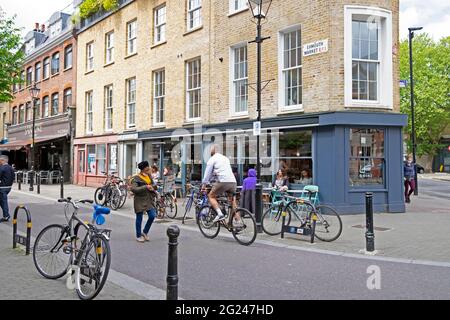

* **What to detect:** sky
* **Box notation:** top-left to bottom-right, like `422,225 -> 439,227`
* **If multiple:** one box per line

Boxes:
0,0 -> 449,41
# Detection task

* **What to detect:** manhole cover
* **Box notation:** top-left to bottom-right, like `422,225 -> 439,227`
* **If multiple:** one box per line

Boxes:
351,225 -> 392,232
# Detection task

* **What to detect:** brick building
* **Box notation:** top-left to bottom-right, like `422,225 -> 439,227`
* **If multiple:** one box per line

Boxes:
0,12 -> 77,181
74,0 -> 406,213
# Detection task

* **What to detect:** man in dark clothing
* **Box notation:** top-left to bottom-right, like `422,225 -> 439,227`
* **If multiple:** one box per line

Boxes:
0,155 -> 15,222
403,155 -> 416,203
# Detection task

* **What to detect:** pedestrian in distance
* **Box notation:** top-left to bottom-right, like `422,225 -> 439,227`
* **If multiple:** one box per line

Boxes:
241,168 -> 257,213
404,155 -> 416,203
130,161 -> 157,243
0,155 -> 15,223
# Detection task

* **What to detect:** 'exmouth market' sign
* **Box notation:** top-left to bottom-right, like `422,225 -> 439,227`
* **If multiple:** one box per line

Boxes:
303,39 -> 329,57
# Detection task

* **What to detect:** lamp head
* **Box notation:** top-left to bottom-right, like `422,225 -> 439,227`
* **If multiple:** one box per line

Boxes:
248,0 -> 273,20
408,27 -> 423,32
29,84 -> 40,99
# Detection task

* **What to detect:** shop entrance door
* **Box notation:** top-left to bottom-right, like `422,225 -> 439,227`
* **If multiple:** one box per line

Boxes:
125,144 -> 137,178
77,150 -> 86,185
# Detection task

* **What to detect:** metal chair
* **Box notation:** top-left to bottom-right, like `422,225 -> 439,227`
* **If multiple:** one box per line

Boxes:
50,171 -> 61,184
39,171 -> 50,184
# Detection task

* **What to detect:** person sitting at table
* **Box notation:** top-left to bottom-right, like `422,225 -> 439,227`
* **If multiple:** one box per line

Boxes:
273,169 -> 289,191
299,169 -> 312,186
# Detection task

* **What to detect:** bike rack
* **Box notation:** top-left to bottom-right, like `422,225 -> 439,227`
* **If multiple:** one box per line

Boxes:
280,205 -> 317,244
12,205 -> 32,255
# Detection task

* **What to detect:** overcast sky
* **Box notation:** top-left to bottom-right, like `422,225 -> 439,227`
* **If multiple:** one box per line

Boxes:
0,0 -> 449,41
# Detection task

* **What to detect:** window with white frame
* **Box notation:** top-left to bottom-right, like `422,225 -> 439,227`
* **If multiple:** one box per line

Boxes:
187,0 -> 202,30
51,93 -> 59,116
43,57 -> 50,79
229,0 -> 247,13
105,85 -> 113,131
279,27 -> 302,110
19,105 -> 24,123
86,91 -> 93,133
154,5 -> 166,44
26,102 -> 32,122
154,69 -> 165,125
86,42 -> 94,71
42,96 -> 49,118
344,6 -> 393,108
126,78 -> 136,128
231,45 -> 248,115
35,62 -> 41,82
127,20 -> 137,55
105,32 -> 114,64
186,58 -> 201,120
12,107 -> 17,125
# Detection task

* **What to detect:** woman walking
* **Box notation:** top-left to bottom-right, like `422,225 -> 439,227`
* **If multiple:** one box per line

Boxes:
404,155 -> 416,203
131,161 -> 157,243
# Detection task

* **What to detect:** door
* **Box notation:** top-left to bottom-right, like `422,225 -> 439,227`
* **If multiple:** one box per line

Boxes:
125,144 -> 137,178
77,149 -> 86,185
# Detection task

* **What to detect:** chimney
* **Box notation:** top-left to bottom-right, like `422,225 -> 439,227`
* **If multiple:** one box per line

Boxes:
41,24 -> 46,33
35,23 -> 39,31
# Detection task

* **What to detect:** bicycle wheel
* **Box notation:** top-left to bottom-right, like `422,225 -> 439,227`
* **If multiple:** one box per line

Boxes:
110,187 -> 122,211
33,224 -> 71,280
76,235 -> 111,300
118,186 -> 128,209
261,203 -> 290,236
94,187 -> 107,206
314,205 -> 343,242
197,205 -> 220,239
232,208 -> 257,246
164,194 -> 178,219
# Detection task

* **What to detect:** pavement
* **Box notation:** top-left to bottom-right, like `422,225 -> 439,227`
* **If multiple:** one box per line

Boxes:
421,173 -> 450,182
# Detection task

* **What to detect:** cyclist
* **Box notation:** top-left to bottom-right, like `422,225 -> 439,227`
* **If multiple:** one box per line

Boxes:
202,144 -> 241,225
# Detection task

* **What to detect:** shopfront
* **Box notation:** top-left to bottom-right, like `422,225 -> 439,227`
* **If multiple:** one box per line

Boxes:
74,134 -> 118,187
136,111 -> 407,214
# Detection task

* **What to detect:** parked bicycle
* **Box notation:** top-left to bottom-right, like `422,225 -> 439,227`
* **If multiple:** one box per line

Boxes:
32,197 -> 112,300
181,184 -> 209,224
154,183 -> 178,219
197,185 -> 257,246
94,172 -> 128,210
262,188 -> 342,242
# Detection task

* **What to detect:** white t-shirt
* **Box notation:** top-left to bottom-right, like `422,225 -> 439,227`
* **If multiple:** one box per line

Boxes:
202,153 -> 236,184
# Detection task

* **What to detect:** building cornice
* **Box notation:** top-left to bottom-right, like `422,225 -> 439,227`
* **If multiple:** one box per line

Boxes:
24,29 -> 75,64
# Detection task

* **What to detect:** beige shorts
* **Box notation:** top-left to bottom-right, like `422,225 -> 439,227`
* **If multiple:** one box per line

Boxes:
210,182 -> 237,197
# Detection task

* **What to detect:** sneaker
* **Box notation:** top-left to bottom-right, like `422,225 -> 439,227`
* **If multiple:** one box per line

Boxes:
0,217 -> 10,223
212,213 -> 225,223
143,233 -> 150,241
136,236 -> 146,243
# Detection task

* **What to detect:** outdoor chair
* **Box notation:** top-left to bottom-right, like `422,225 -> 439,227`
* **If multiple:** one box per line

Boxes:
39,171 -> 50,184
50,171 -> 61,184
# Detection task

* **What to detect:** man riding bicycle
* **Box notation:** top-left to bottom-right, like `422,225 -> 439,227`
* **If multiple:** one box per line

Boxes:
202,144 -> 241,225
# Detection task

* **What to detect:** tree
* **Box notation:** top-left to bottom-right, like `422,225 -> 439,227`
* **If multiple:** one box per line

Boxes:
400,34 -> 450,159
0,8 -> 24,103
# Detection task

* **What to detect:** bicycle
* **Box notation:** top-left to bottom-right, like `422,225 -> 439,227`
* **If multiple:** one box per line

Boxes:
181,184 -> 209,224
32,197 -> 112,300
197,185 -> 257,246
94,172 -> 126,210
261,189 -> 342,242
154,183 -> 178,219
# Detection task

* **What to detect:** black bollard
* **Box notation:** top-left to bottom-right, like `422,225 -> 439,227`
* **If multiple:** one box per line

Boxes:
365,192 -> 375,252
60,171 -> 64,199
18,172 -> 22,190
166,225 -> 180,300
29,171 -> 34,192
37,172 -> 40,194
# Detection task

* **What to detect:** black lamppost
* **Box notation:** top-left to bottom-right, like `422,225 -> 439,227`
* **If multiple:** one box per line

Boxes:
29,83 -> 40,191
408,27 -> 422,196
248,0 -> 272,233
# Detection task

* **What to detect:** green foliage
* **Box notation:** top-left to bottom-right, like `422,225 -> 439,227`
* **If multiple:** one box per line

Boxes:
400,34 -> 450,157
79,0 -> 119,19
0,8 -> 24,103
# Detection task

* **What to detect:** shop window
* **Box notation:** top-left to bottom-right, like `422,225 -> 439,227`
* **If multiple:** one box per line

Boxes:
97,144 -> 106,175
278,130 -> 313,185
108,144 -> 118,173
349,128 -> 385,186
87,145 -> 96,174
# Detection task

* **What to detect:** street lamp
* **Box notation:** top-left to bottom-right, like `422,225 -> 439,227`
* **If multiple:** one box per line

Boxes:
29,83 -> 40,191
248,0 -> 272,233
408,26 -> 423,196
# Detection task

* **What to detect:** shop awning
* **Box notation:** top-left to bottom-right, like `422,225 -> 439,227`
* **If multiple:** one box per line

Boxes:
0,134 -> 68,151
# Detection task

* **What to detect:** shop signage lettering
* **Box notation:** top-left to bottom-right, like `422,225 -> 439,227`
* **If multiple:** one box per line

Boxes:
24,124 -> 42,137
303,39 -> 328,57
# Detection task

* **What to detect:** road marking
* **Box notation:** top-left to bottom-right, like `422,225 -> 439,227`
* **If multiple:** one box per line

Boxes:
10,189 -> 450,269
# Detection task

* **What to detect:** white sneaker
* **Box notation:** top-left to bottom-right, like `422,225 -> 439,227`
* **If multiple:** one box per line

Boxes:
212,213 -> 225,223
143,233 -> 150,241
136,236 -> 146,243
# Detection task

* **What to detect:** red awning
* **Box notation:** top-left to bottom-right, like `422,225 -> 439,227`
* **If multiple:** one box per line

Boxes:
0,134 -> 67,151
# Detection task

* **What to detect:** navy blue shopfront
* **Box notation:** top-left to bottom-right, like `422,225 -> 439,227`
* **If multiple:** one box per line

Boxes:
138,111 -> 407,214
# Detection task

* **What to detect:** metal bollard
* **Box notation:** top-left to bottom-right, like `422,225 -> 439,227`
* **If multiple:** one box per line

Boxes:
29,171 -> 34,192
166,225 -> 180,300
18,172 -> 22,190
365,192 -> 375,252
60,172 -> 64,199
37,172 -> 40,194
12,205 -> 32,255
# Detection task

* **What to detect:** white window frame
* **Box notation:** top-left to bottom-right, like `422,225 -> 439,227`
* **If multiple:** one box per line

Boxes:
42,96 -> 49,118
126,78 -> 136,129
105,32 -> 115,64
154,5 -> 166,44
64,45 -> 73,69
127,20 -> 137,56
344,5 -> 393,109
26,102 -> 32,122
35,62 -> 41,82
229,43 -> 249,117
186,58 -> 202,121
43,57 -> 50,79
104,85 -> 114,132
153,69 -> 165,126
278,25 -> 303,112
86,42 -> 94,72
229,0 -> 248,15
187,0 -> 202,31
86,91 -> 93,134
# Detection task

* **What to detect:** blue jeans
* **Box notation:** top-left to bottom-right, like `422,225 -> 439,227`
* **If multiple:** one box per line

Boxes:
135,209 -> 156,238
0,188 -> 11,219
